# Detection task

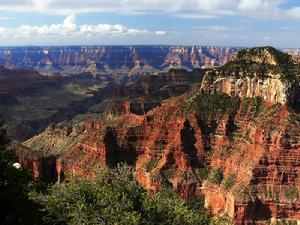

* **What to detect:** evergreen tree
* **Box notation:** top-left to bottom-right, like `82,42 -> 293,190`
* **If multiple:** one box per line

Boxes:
0,118 -> 42,225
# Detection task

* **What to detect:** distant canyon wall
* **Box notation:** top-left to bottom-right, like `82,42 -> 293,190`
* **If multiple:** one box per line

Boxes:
0,46 -> 239,74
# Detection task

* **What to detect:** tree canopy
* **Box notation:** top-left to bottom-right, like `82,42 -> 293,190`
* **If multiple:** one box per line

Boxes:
0,118 -> 42,225
32,164 -> 210,225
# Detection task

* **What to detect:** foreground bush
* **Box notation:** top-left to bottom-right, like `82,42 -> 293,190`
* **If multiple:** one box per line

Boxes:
0,118 -> 228,225
0,118 -> 42,225
32,164 -> 210,225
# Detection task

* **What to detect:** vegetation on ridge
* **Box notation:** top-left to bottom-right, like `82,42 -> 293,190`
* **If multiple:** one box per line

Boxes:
218,46 -> 300,82
186,92 -> 240,119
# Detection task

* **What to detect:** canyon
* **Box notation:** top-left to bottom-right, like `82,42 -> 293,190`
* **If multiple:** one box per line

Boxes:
0,67 -> 114,140
0,45 -> 239,141
0,46 -> 298,76
0,64 -> 204,141
0,46 -> 239,74
17,47 -> 300,224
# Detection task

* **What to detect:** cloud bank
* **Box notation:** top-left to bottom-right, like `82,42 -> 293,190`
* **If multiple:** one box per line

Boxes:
0,15 -> 164,39
0,0 -> 299,19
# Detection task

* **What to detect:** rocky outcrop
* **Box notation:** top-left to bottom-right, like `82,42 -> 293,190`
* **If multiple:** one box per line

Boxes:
112,69 -> 204,115
18,47 -> 300,224
201,47 -> 300,111
201,73 -> 288,105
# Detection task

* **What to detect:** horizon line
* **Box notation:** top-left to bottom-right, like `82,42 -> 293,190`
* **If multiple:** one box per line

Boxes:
0,44 -> 298,50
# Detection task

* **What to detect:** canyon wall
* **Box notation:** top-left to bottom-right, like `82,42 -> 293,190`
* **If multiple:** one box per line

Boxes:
0,65 -> 204,141
0,46 -> 239,74
0,66 -> 114,140
18,47 -> 300,224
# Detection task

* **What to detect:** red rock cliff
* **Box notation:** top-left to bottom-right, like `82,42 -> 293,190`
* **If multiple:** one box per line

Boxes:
18,47 -> 300,224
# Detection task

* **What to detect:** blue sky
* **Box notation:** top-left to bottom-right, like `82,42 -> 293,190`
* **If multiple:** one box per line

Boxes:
0,0 -> 300,47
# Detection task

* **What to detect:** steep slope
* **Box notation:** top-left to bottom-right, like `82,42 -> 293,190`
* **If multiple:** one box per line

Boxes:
109,69 -> 204,115
198,47 -> 300,224
0,66 -> 203,141
18,47 -> 300,224
0,67 -> 114,140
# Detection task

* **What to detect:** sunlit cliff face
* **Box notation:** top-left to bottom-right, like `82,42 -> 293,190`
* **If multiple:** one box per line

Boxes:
18,47 -> 300,224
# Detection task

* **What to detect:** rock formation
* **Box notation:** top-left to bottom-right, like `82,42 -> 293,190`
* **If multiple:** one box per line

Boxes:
18,47 -> 300,224
201,47 -> 300,111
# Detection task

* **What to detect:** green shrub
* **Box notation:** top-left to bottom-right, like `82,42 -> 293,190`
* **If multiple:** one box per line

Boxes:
219,47 -> 300,84
0,118 -> 44,225
232,182 -> 251,202
146,159 -> 159,172
241,97 -> 263,116
207,168 -> 224,186
191,93 -> 240,119
210,215 -> 232,225
222,174 -> 236,191
33,164 -> 210,225
273,219 -> 298,225
162,167 -> 177,180
197,168 -> 210,181
284,185 -> 299,202
186,195 -> 206,212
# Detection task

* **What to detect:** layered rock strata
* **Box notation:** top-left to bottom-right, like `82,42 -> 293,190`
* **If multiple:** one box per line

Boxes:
18,47 -> 300,224
0,46 -> 239,74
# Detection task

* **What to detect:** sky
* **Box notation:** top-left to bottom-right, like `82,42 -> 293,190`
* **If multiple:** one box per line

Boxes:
0,0 -> 300,47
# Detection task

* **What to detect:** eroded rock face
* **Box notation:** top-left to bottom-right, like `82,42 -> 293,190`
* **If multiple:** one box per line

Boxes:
201,104 -> 300,224
201,47 -> 300,109
112,69 -> 204,115
202,73 -> 288,105
19,97 -> 300,223
198,47 -> 300,224
18,47 -> 300,224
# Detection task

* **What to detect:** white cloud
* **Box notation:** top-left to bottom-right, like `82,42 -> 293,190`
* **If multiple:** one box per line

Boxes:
0,0 -> 297,20
239,0 -> 267,11
155,30 -> 166,35
0,15 -> 158,39
80,24 -> 126,35
127,28 -> 150,35
285,7 -> 300,19
32,0 -> 53,12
